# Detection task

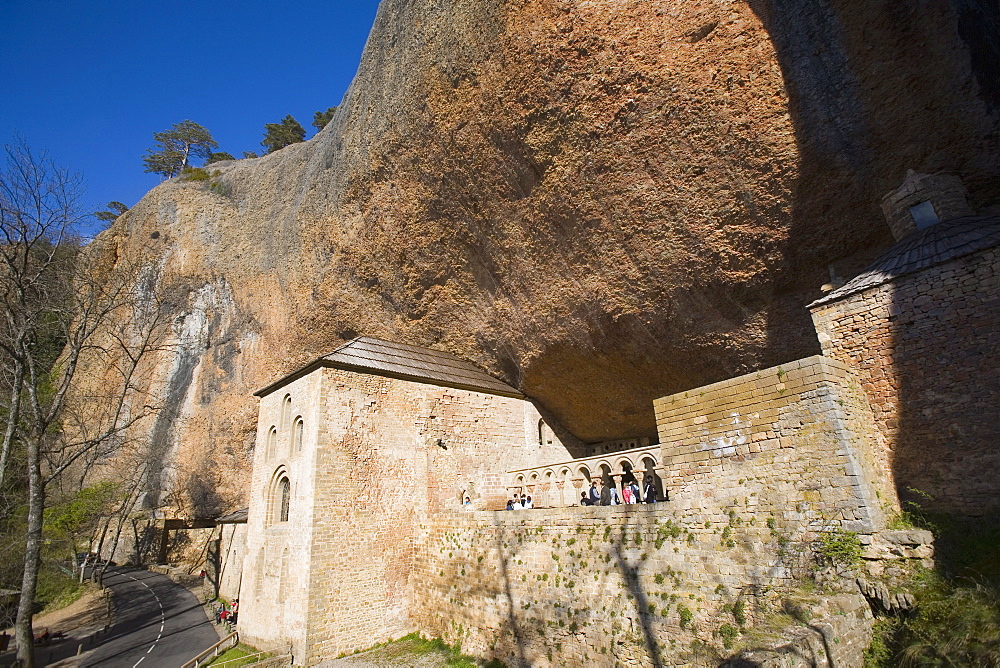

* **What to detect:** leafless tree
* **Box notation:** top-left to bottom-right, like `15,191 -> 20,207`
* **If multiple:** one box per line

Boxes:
0,138 -> 170,666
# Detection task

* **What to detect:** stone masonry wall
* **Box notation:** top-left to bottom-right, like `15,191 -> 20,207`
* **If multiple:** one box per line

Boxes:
216,523 -> 246,601
299,368 -> 575,663
811,248 -> 1000,514
654,355 -> 898,534
412,508 -> 874,667
239,370 -> 324,658
409,356 -> 896,666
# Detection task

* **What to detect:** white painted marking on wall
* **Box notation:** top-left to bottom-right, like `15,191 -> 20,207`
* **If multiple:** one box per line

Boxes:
696,411 -> 750,457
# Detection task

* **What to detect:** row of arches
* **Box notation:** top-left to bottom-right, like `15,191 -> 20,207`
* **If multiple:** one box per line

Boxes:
510,454 -> 666,507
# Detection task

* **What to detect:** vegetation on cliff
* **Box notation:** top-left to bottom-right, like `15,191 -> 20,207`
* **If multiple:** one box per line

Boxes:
142,120 -> 218,178
261,114 -> 307,154
865,512 -> 1000,667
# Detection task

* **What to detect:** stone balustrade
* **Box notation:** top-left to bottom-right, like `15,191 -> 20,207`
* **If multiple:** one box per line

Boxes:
505,444 -> 667,507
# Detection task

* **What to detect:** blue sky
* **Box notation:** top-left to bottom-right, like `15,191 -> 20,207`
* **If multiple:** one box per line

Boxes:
1,1 -> 383,234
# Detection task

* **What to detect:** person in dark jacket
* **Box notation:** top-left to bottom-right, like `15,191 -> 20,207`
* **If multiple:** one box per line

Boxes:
643,477 -> 657,503
588,481 -> 600,505
599,480 -> 612,506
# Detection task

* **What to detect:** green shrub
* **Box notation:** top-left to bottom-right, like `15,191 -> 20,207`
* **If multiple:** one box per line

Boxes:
815,529 -> 862,568
732,599 -> 747,626
208,181 -> 230,197
678,604 -> 693,629
868,574 -> 1000,667
180,166 -> 211,181
717,623 -> 739,649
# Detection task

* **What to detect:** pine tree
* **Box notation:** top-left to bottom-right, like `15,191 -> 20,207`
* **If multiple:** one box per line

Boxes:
261,115 -> 306,154
95,201 -> 129,222
312,106 -> 338,131
141,120 -> 218,178
206,151 -> 236,164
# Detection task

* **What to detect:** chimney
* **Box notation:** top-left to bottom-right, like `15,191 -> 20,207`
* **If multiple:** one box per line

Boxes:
880,170 -> 973,241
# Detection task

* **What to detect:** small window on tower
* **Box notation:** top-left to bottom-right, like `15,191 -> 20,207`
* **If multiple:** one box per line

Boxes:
910,201 -> 940,229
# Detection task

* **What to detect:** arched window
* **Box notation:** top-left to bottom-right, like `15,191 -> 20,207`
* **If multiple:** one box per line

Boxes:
537,419 -> 545,446
278,477 -> 290,522
267,470 -> 291,525
293,417 -> 304,452
280,394 -> 292,430
266,427 -> 277,459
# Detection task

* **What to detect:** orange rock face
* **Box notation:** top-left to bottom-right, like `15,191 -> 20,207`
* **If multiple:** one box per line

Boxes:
103,0 -> 1000,514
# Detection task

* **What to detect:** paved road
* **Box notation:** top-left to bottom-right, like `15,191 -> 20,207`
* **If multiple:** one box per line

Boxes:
83,567 -> 219,668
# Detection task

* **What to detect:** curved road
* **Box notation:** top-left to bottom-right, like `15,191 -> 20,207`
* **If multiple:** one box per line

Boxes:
83,567 -> 219,667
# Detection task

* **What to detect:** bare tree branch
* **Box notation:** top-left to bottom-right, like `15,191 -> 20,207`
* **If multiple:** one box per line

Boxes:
0,138 -> 171,667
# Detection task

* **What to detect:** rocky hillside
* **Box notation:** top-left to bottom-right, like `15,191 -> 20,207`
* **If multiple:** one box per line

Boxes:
100,0 -> 1000,515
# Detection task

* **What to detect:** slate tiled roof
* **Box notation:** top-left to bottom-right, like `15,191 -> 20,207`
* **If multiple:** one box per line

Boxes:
809,215 -> 1000,308
216,508 -> 248,523
256,337 -> 522,398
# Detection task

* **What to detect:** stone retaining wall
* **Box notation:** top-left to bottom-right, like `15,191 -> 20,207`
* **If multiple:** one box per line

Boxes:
654,355 -> 898,534
411,507 -> 872,667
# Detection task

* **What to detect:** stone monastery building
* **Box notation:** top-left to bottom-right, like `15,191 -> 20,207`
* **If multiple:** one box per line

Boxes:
224,173 -> 999,666
239,337 -> 585,658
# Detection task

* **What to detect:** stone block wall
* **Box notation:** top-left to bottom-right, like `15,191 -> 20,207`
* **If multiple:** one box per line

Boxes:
216,523 -> 246,601
654,355 -> 898,533
811,247 -> 1000,514
239,370 -> 324,658
408,356 -> 898,666
410,508 -> 874,667
240,365 -> 578,663
301,368 -> 576,661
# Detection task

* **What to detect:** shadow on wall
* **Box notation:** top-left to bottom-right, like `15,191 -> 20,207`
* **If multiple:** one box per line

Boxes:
611,541 -> 662,667
477,515 -> 689,666
748,0 -> 1000,365
185,470 -> 224,519
749,0 -> 1000,515
889,237 -> 1000,514
493,521 -> 529,668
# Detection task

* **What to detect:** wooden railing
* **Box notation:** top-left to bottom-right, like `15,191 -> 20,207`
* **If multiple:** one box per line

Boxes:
180,631 -> 239,668
506,443 -> 667,507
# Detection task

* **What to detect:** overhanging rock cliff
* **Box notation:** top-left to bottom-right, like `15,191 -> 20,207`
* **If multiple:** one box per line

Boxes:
100,0 -> 1000,515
